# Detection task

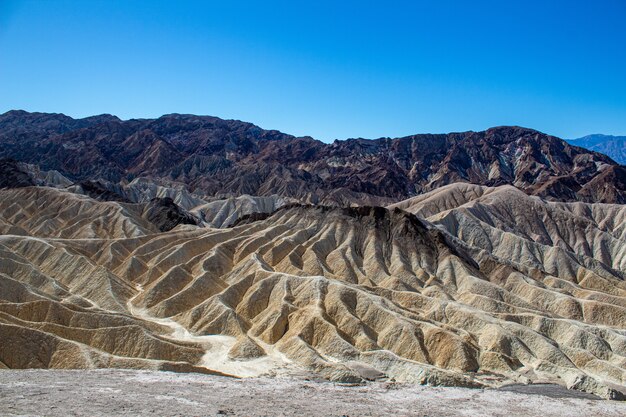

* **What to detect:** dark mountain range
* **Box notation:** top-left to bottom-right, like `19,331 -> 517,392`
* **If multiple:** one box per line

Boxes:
1,110 -> 625,203
567,134 -> 626,165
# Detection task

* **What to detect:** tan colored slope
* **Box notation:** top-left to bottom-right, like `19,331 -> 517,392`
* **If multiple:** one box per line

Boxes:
69,176 -> 211,211
0,187 -> 157,239
390,183 -> 626,274
389,183 -> 497,218
193,194 -> 289,227
0,236 -> 224,374
2,187 -> 626,398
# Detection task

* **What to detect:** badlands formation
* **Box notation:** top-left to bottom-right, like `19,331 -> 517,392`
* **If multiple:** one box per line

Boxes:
2,182 -> 626,400
2,112 -> 626,404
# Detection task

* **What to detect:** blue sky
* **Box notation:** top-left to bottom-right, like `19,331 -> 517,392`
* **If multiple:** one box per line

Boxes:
1,0 -> 625,141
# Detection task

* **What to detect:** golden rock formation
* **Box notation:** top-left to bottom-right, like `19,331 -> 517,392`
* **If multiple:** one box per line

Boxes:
1,184 -> 626,399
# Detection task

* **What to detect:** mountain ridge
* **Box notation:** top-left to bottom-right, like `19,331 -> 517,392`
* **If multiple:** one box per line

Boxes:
2,110 -> 624,204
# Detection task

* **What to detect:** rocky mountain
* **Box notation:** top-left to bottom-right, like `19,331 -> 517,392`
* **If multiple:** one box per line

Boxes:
390,183 -> 626,278
1,110 -> 625,204
568,134 -> 626,165
3,110 -> 626,400
0,110 -> 120,144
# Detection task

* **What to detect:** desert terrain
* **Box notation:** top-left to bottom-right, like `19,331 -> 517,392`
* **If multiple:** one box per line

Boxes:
2,369 -> 626,417
2,112 -> 626,413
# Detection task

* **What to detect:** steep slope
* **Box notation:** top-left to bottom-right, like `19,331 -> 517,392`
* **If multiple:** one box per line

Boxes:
0,158 -> 73,189
0,187 -> 153,238
0,159 -> 34,188
1,110 -> 624,203
1,189 -> 626,398
195,194 -> 290,228
568,134 -> 626,165
141,197 -> 199,232
67,177 -> 291,227
390,183 -> 626,274
0,187 -> 199,238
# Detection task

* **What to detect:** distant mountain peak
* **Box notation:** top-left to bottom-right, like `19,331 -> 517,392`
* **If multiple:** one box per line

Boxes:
567,134 -> 626,165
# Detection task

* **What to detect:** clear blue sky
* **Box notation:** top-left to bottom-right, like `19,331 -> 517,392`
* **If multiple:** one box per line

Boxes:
1,0 -> 625,141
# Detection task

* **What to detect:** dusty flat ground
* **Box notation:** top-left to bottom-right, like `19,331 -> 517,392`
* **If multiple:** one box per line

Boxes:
1,370 -> 625,417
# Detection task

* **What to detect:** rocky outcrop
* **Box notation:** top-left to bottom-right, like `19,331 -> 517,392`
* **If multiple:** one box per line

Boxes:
0,187 -> 155,238
0,159 -> 35,188
142,197 -> 199,232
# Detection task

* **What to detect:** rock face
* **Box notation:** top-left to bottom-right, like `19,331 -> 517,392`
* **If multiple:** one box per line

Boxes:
0,159 -> 35,188
0,158 -> 72,190
142,197 -> 199,232
390,182 -> 626,276
1,186 -> 626,399
1,111 -> 625,204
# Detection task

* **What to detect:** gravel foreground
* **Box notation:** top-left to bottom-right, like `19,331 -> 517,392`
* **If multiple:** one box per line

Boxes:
1,370 -> 626,417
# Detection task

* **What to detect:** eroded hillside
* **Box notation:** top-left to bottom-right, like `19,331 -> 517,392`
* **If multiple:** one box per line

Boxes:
2,185 -> 626,399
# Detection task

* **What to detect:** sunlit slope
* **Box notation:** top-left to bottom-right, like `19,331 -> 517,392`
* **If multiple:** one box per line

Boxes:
0,187 -> 156,238
390,183 -> 626,274
1,187 -> 626,398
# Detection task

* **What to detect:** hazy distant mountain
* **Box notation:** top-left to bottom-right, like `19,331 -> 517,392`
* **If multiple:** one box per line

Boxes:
567,134 -> 626,165
2,110 -> 626,203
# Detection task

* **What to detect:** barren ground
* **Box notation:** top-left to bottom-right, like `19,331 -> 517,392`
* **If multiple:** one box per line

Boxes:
1,370 -> 626,416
